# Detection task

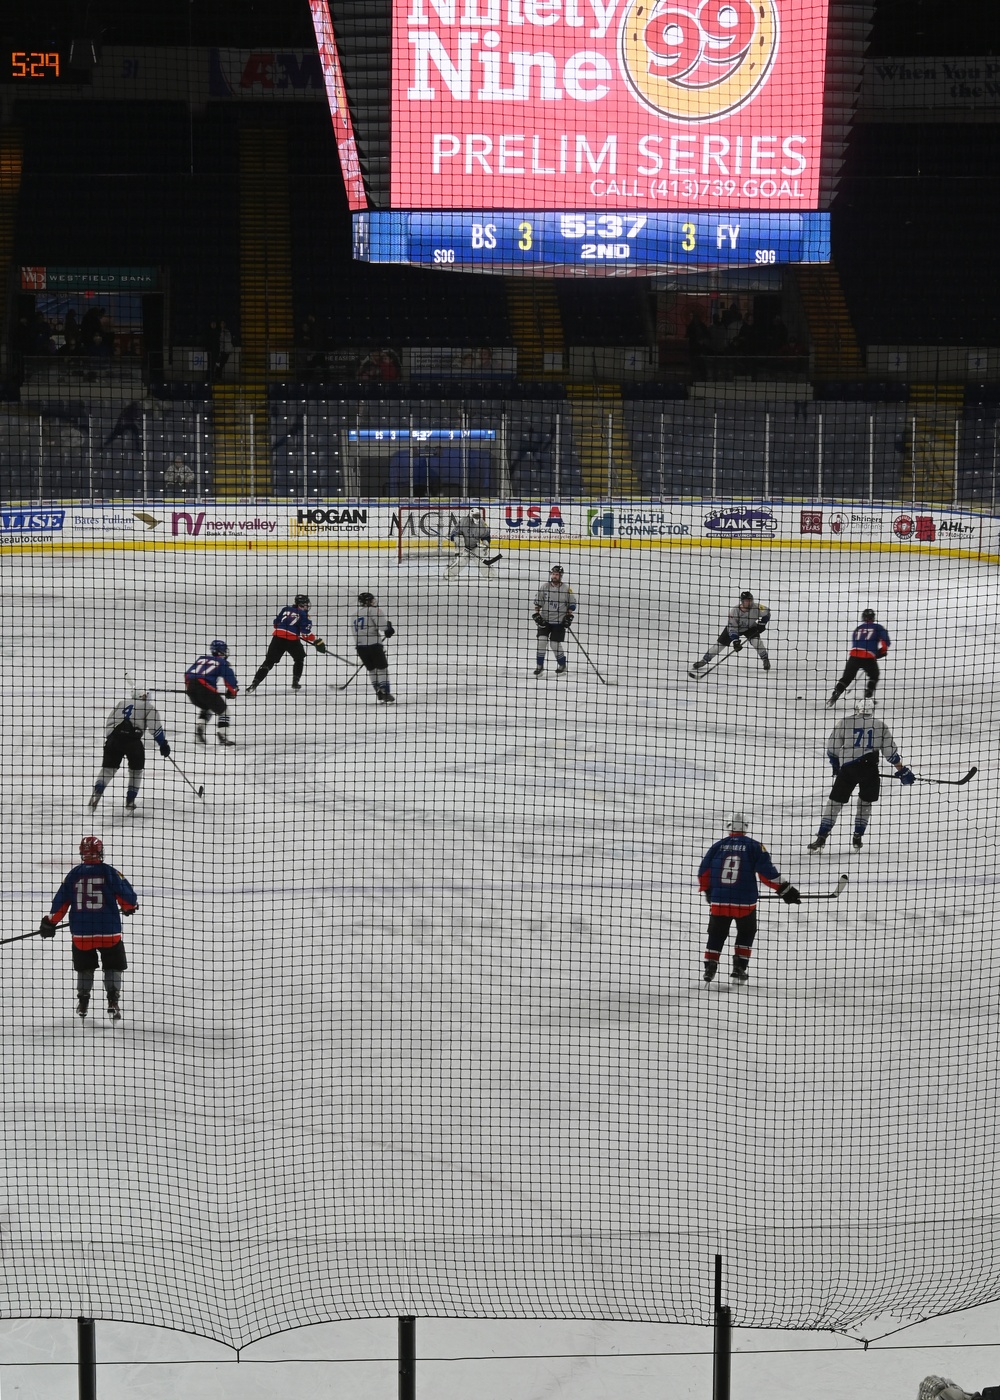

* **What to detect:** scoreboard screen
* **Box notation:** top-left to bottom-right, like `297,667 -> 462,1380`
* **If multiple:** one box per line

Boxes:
390,0 -> 831,213
355,209 -> 830,269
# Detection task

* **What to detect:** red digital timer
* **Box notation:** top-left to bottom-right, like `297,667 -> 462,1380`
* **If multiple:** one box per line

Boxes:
11,51 -> 61,79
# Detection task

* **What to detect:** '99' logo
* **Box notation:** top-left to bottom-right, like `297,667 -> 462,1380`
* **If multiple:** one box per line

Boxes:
619,0 -> 779,122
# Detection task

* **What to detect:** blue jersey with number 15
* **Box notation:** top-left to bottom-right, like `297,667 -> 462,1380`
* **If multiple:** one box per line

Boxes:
698,835 -> 782,912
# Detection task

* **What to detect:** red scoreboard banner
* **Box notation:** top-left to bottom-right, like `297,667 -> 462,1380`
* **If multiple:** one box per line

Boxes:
390,0 -> 831,210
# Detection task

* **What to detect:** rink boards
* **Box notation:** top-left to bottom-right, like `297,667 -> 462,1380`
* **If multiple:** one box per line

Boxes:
1,500 -> 1000,559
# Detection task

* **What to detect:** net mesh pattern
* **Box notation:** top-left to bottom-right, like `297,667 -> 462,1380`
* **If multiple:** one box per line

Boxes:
0,0 -> 997,1358
1,532 -> 994,1346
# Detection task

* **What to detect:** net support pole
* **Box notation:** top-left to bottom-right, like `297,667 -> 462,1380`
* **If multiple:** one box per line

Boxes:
195,412 -> 202,498
954,417 -> 960,508
712,410 -> 718,497
399,1316 -> 416,1400
142,412 -> 148,500
991,419 -> 998,516
868,413 -> 875,504
554,413 -> 561,500
816,412 -> 823,500
408,413 -> 414,499
607,411 -> 613,499
38,412 -> 43,502
713,1255 -> 731,1400
763,411 -> 770,499
302,411 -> 308,500
911,415 -> 917,506
88,415 -> 94,500
658,409 -> 665,497
78,1317 -> 97,1400
461,407 -> 469,498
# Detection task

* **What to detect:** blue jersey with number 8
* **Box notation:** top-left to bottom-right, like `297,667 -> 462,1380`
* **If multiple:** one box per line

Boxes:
698,835 -> 782,912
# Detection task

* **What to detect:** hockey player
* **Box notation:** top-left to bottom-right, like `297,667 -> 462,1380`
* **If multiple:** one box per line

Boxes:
351,592 -> 395,703
445,512 -> 494,579
88,688 -> 170,812
38,836 -> 138,1020
184,640 -> 238,746
247,594 -> 327,693
808,697 -> 914,851
689,591 -> 771,676
532,564 -> 577,676
827,609 -> 891,706
698,814 -> 800,983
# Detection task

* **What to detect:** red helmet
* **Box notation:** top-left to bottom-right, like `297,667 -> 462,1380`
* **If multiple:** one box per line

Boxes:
79,836 -> 104,865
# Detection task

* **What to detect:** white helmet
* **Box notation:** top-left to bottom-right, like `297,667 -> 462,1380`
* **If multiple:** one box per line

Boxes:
854,697 -> 877,718
728,811 -> 749,832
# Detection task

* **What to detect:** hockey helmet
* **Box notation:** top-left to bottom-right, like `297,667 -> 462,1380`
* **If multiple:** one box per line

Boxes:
861,608 -> 876,622
728,812 -> 749,832
80,836 -> 104,865
210,640 -> 229,658
855,697 -> 877,718
549,564 -> 564,576
358,591 -> 376,607
294,593 -> 311,608
739,591 -> 754,603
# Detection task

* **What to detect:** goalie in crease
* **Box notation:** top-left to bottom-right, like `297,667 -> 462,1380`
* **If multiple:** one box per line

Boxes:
445,511 -> 494,579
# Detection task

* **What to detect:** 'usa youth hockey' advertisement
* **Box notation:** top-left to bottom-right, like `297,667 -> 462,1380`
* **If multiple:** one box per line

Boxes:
390,0 -> 832,209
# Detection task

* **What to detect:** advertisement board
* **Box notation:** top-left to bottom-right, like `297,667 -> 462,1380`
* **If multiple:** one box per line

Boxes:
390,0 -> 831,211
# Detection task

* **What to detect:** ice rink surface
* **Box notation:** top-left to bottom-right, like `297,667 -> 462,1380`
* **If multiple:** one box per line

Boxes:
1,539 -> 997,1394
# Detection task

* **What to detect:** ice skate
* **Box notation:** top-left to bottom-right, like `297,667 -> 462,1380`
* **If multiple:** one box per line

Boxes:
762,658 -> 771,672
555,661 -> 567,676
852,834 -> 864,851
703,962 -> 717,984
125,799 -> 136,814
808,833 -> 828,851
376,688 -> 395,704
217,731 -> 236,747
731,957 -> 750,984
826,692 -> 840,708
195,722 -> 208,745
107,996 -> 122,1022
292,681 -> 301,690
247,680 -> 259,694
534,664 -> 543,676
87,792 -> 101,811
76,994 -> 90,1019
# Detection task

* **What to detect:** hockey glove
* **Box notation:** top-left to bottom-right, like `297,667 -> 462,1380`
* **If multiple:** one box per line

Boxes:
777,882 -> 801,905
313,640 -> 327,654
731,638 -> 743,652
745,624 -> 764,640
563,613 -> 574,627
159,741 -> 171,758
122,907 -> 136,917
827,752 -> 840,774
897,766 -> 916,785
38,917 -> 57,938
382,623 -> 395,640
532,612 -> 544,626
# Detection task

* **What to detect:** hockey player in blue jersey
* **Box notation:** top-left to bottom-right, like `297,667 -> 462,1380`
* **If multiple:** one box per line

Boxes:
698,814 -> 800,983
247,594 -> 327,693
828,609 -> 891,706
184,640 -> 239,747
38,836 -> 138,1020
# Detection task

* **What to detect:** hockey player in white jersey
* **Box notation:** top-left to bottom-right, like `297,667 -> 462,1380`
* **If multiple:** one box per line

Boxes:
690,591 -> 771,675
351,592 -> 396,703
88,689 -> 170,812
532,564 -> 577,676
445,512 -> 494,579
808,697 -> 914,852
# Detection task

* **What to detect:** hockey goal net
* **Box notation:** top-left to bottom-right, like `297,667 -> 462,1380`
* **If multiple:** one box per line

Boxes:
396,505 -> 487,564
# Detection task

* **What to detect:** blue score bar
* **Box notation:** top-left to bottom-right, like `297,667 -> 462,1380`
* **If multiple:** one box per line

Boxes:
354,211 -> 830,271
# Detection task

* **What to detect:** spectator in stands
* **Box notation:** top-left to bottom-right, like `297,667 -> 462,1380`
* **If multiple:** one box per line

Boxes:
58,334 -> 81,356
685,312 -> 709,374
104,401 -> 143,450
723,301 -> 743,344
358,348 -> 401,382
87,331 -> 113,358
215,320 -> 234,380
708,315 -> 728,354
80,305 -> 105,344
63,309 -> 80,343
31,312 -> 55,354
733,313 -> 759,354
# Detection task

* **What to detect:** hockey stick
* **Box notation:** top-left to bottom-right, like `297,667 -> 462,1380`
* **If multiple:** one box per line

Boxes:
763,875 -> 849,900
688,646 -> 738,681
337,664 -> 365,692
884,765 -> 978,787
1,930 -> 42,947
166,755 -> 205,800
916,766 -> 978,786
484,553 -> 502,566
310,643 -> 355,665
566,629 -> 607,685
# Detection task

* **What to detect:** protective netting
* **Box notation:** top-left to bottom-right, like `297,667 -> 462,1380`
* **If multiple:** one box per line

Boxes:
0,0 -> 997,1359
0,525 -> 995,1346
